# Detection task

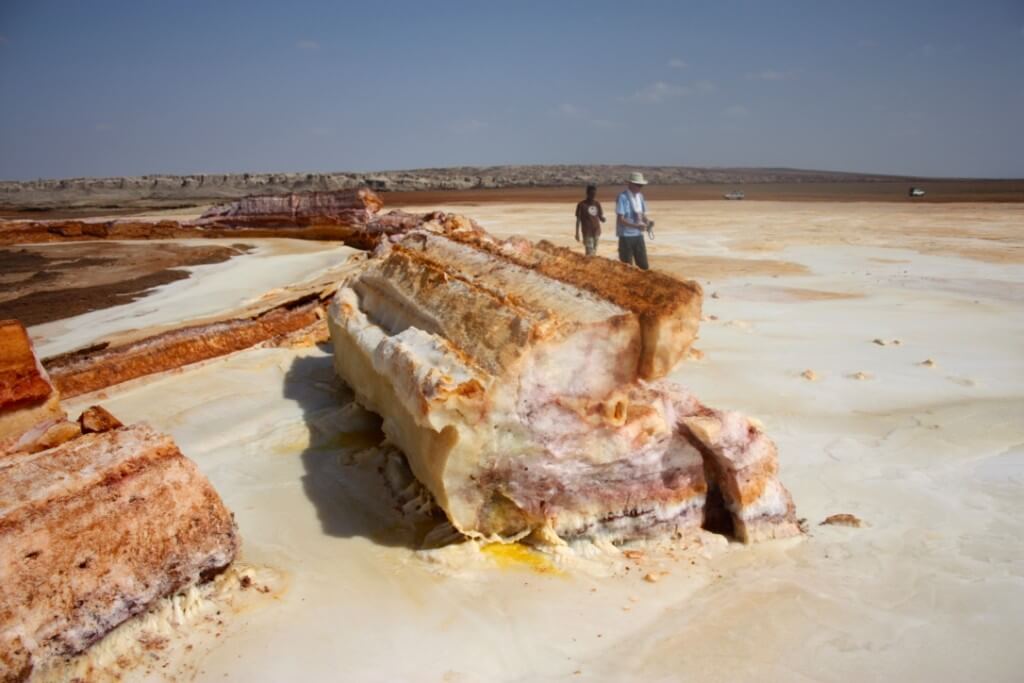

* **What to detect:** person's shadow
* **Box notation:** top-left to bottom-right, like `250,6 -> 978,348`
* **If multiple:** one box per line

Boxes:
283,346 -> 452,549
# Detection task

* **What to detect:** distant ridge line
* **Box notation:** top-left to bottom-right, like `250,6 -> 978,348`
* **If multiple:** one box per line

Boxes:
0,165 -> 1014,210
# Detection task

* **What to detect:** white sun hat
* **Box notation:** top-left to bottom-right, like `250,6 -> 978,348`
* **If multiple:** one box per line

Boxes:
627,171 -> 649,185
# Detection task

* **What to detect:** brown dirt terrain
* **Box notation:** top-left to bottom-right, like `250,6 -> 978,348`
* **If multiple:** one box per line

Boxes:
384,181 -> 1024,207
0,207 -> 169,220
1,180 -> 1020,220
0,243 -> 250,326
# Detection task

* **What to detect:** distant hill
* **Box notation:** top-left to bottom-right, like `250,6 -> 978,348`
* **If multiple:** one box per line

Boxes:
0,165 -> 931,210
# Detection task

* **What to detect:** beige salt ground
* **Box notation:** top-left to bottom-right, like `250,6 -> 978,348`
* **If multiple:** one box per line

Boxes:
28,199 -> 1024,681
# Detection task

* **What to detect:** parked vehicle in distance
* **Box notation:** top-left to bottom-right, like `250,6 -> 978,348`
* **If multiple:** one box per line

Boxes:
724,190 -> 746,200
909,187 -> 926,197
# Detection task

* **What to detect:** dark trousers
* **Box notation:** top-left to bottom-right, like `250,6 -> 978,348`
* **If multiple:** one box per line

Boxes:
618,235 -> 649,270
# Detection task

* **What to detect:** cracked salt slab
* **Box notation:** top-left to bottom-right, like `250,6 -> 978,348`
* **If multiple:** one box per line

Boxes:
29,238 -> 354,357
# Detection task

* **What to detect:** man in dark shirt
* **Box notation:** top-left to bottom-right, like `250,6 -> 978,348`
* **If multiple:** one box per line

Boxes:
574,184 -> 606,256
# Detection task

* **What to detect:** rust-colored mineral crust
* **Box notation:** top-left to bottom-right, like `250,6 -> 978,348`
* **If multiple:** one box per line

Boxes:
0,219 -> 197,246
77,405 -> 123,434
0,320 -> 54,410
45,299 -> 325,399
0,320 -> 70,457
0,424 -> 239,681
0,216 -> 395,248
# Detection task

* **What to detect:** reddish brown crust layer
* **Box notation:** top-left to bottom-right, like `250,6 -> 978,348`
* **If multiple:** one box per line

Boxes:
77,405 -> 123,434
526,241 -> 703,378
0,426 -> 239,672
0,219 -> 193,246
531,241 -> 703,319
45,300 -> 324,398
437,234 -> 702,323
0,640 -> 30,683
0,219 -> 385,249
0,320 -> 53,411
433,233 -> 703,378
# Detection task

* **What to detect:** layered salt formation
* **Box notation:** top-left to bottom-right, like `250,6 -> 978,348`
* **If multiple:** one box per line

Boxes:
45,297 -> 329,399
0,321 -> 239,680
0,424 -> 239,681
0,189 -> 387,248
41,258 -> 366,399
327,224 -> 800,544
196,188 -> 383,232
0,189 -> 488,252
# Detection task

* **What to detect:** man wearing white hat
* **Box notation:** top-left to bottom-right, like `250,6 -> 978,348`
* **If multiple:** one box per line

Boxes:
615,171 -> 653,270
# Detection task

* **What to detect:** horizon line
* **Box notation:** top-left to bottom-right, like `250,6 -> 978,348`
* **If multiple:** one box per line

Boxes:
3,164 -> 1023,185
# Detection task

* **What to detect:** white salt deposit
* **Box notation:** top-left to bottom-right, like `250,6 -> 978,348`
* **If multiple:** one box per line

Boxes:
42,201 -> 1024,681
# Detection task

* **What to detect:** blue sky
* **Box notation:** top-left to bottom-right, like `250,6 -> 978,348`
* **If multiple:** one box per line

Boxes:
1,1 -> 1022,179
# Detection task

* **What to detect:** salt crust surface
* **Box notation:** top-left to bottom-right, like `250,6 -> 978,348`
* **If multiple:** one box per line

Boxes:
43,202 -> 1024,681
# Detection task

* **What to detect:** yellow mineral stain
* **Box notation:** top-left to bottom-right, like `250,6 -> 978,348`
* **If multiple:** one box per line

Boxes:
271,434 -> 312,455
481,543 -> 562,575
